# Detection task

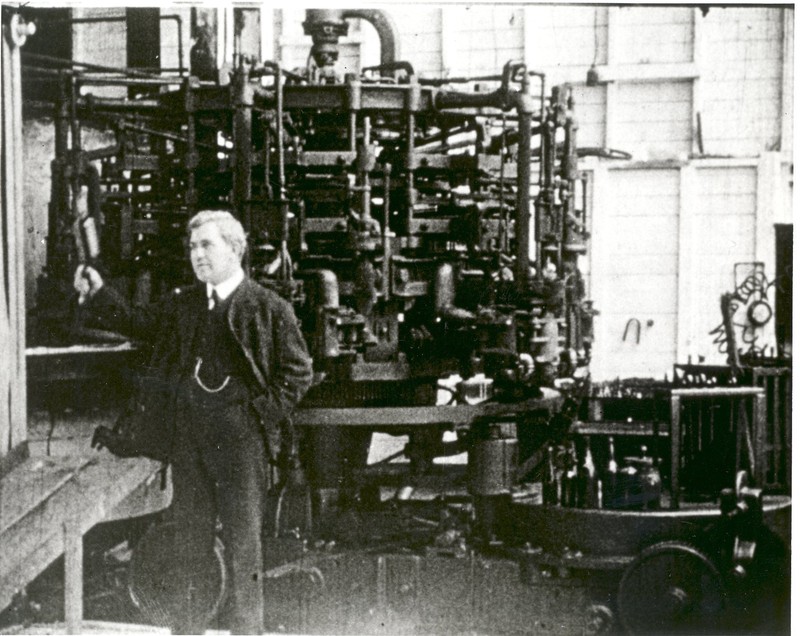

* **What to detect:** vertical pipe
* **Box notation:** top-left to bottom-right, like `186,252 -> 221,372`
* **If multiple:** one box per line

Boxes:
175,16 -> 184,75
515,73 -> 532,294
49,72 -> 70,270
754,392 -> 767,487
382,166 -> 391,298
69,75 -> 81,152
275,66 -> 285,203
54,72 -> 69,158
233,67 -> 253,231
781,373 -> 790,491
68,77 -> 85,263
405,112 -> 415,235
499,114 -> 508,254
184,77 -> 198,211
1,45 -> 12,444
360,116 -> 372,222
349,113 -> 357,152
2,13 -> 31,456
767,373 -> 777,486
263,120 -> 272,200
670,395 -> 681,510
272,62 -> 291,279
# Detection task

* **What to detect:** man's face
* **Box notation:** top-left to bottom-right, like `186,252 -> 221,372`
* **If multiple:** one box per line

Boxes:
189,222 -> 241,286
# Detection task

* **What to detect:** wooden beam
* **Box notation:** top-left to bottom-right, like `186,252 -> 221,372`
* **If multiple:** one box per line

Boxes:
64,518 -> 83,634
0,455 -> 167,612
1,14 -> 29,458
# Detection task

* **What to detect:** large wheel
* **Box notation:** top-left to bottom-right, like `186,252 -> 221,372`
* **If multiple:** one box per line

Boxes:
617,542 -> 725,635
128,521 -> 228,628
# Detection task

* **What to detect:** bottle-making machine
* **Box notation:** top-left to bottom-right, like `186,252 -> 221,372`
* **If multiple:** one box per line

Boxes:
26,9 -> 789,634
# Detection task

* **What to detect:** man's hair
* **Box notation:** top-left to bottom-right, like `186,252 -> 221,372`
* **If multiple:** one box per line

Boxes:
187,210 -> 247,259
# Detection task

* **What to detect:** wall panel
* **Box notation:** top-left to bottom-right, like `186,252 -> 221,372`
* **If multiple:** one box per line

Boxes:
692,165 -> 759,362
614,81 -> 693,159
160,7 -> 192,73
615,7 -> 694,64
701,8 -> 783,156
591,168 -> 680,380
72,7 -> 126,99
442,6 -> 524,77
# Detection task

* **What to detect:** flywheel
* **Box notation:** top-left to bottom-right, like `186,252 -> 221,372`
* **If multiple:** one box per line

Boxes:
617,541 -> 725,634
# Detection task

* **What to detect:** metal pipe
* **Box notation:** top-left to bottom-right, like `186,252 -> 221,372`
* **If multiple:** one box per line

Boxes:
263,61 -> 291,278
435,263 -> 477,322
184,77 -> 198,211
21,51 -> 160,78
54,71 -> 69,158
514,71 -> 533,294
499,114 -> 508,253
405,110 -> 416,234
382,165 -> 392,299
434,61 -> 537,291
342,9 -> 398,72
361,116 -> 372,221
313,270 -> 340,309
117,122 -> 215,149
77,96 -> 166,112
69,76 -> 81,152
261,63 -> 286,200
75,76 -> 185,87
349,113 -> 357,152
232,67 -> 254,231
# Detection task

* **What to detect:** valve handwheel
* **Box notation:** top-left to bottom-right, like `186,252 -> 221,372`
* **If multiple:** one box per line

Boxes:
617,542 -> 725,634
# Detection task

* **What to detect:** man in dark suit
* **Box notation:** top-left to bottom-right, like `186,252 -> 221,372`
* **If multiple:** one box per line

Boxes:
75,210 -> 313,634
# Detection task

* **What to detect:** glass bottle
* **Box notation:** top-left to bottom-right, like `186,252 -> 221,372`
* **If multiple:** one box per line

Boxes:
542,445 -> 559,505
577,437 -> 599,508
602,436 -> 619,509
561,442 -> 578,507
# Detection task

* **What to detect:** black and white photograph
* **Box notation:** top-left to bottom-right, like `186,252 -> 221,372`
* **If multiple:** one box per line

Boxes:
0,3 -> 793,634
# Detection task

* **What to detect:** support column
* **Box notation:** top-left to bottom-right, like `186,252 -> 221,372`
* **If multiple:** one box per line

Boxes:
1,12 -> 32,464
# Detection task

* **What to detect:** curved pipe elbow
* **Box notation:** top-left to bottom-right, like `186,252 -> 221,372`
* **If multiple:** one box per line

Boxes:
434,263 -> 476,323
343,9 -> 398,69
309,269 -> 340,309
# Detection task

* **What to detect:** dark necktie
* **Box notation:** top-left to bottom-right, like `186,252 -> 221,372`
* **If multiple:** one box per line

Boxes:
209,288 -> 221,310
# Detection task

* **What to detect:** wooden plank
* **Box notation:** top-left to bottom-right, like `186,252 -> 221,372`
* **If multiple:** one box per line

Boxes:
7,620 -> 170,634
1,27 -> 13,458
294,397 -> 556,428
671,387 -> 763,398
0,456 -> 90,534
64,519 -> 83,635
0,456 -> 166,611
11,14 -> 27,456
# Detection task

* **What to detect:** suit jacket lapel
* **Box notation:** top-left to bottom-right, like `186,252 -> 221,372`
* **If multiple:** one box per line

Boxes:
181,284 -> 208,363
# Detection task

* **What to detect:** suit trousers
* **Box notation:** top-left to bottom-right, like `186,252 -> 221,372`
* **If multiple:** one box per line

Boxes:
169,375 -> 266,635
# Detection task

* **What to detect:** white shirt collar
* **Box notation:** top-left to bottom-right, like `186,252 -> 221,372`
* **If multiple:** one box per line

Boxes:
207,267 -> 245,307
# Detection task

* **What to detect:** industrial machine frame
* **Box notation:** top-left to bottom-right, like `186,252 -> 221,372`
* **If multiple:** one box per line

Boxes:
8,7 -> 791,635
